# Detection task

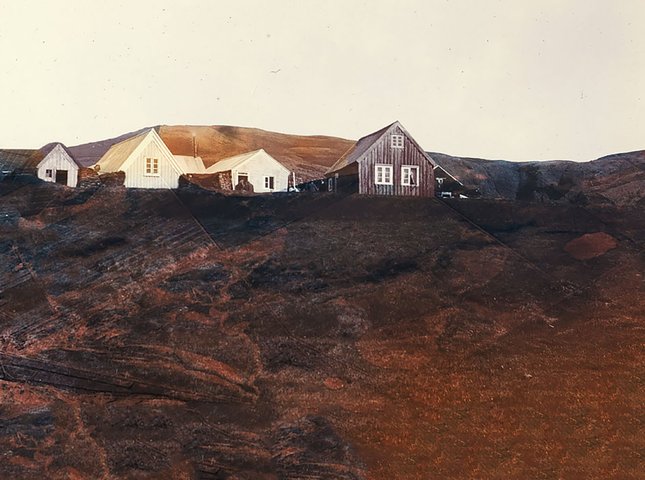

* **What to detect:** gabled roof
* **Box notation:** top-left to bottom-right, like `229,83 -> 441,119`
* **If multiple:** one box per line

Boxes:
95,130 -> 150,172
95,128 -> 184,178
433,164 -> 463,185
36,143 -> 82,169
205,149 -> 289,174
326,122 -> 395,174
174,155 -> 206,174
326,121 -> 435,175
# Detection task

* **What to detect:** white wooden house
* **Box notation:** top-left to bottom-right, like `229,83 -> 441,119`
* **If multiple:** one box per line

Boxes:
37,144 -> 81,187
205,149 -> 290,193
95,129 -> 187,189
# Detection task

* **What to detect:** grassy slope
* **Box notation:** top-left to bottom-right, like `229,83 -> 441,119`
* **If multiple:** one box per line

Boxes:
0,181 -> 642,479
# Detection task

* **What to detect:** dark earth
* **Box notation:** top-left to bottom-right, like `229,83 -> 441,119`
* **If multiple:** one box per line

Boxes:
0,178 -> 643,479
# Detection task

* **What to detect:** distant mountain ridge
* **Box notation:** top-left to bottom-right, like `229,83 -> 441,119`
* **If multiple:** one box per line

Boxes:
65,124 -> 644,204
430,151 -> 645,205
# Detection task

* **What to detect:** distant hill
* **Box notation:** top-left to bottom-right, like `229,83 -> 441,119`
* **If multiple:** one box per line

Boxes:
430,150 -> 645,205
69,125 -> 355,183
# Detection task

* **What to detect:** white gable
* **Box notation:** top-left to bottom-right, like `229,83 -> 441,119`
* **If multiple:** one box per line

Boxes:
36,144 -> 79,187
97,129 -> 184,189
206,149 -> 290,192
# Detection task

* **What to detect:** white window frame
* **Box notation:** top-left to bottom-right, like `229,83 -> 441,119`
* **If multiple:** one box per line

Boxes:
375,164 -> 393,185
401,165 -> 419,187
391,134 -> 404,149
145,157 -> 159,176
264,176 -> 275,190
45,169 -> 54,179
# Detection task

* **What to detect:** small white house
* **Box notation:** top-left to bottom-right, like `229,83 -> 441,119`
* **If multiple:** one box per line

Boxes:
95,129 -> 186,189
36,144 -> 81,187
205,149 -> 290,193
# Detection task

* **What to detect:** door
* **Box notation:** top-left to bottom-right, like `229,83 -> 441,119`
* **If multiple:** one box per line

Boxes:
55,170 -> 68,185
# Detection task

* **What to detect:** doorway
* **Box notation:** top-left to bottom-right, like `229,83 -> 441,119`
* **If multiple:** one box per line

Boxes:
55,170 -> 68,185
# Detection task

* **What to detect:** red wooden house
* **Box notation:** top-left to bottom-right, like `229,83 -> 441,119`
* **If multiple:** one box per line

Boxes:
325,121 -> 436,197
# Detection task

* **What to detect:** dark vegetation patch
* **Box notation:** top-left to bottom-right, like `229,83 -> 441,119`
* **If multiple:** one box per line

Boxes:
63,236 -> 128,257
161,264 -> 230,293
247,259 -> 328,293
361,257 -> 419,282
271,416 -> 365,479
0,409 -> 54,440
262,338 -> 322,372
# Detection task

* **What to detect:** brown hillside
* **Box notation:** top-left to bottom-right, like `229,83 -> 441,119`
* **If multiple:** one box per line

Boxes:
0,180 -> 642,479
161,125 -> 354,182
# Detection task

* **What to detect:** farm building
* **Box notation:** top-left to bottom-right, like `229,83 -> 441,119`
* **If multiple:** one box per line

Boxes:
0,144 -> 80,187
95,129 -> 193,189
35,143 -> 81,187
325,121 -> 436,197
204,149 -> 290,193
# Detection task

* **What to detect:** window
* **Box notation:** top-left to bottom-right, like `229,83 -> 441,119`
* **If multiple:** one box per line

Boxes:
401,166 -> 419,186
145,158 -> 159,176
45,169 -> 53,178
391,134 -> 404,149
375,165 -> 393,185
264,176 -> 275,189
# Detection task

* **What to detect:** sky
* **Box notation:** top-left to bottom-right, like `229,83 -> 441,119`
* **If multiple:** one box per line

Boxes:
0,0 -> 644,160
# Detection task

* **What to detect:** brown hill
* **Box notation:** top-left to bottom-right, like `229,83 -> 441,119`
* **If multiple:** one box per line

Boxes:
69,125 -> 355,183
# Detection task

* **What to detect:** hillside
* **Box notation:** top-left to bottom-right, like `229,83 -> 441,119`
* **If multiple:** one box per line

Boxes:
0,180 -> 642,479
69,125 -> 355,183
431,150 -> 645,205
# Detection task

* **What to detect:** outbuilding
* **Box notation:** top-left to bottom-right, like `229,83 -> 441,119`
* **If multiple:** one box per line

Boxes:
35,143 -> 81,187
205,149 -> 290,193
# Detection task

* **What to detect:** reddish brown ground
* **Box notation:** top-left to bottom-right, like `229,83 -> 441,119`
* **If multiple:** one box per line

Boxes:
0,181 -> 643,479
565,232 -> 618,260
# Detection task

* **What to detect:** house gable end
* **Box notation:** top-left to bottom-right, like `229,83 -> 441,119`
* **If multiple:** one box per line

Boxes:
36,144 -> 78,170
363,122 -> 436,168
120,130 -> 183,177
236,150 -> 290,175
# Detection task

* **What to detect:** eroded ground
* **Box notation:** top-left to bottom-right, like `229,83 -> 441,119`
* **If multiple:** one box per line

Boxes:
0,181 -> 643,479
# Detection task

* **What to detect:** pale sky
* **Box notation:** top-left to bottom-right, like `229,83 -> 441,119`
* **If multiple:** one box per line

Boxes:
1,0 -> 644,160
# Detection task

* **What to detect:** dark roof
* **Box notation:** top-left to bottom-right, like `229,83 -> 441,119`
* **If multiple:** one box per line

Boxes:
433,164 -> 463,185
0,149 -> 38,173
326,122 -> 396,175
326,121 -> 435,175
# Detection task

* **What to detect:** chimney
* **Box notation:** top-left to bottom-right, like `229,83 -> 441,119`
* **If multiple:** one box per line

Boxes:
192,133 -> 197,158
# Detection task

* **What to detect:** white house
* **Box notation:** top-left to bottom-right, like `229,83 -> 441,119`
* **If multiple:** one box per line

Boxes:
205,149 -> 290,193
36,143 -> 81,187
95,129 -> 187,189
